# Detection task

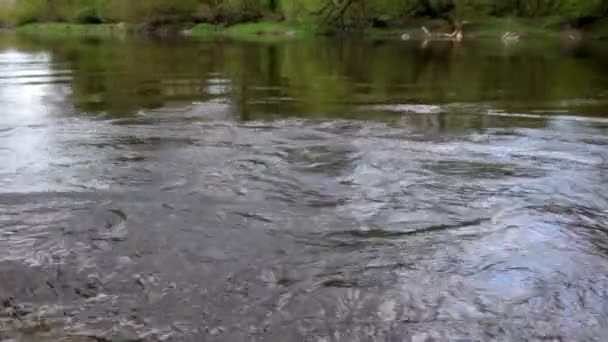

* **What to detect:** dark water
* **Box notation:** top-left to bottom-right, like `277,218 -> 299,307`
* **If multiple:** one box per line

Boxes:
1,33 -> 608,341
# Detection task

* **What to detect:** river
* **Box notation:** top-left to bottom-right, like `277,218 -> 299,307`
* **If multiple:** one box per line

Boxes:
1,33 -> 608,341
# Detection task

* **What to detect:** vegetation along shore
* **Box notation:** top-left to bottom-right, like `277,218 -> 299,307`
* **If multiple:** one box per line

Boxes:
0,0 -> 607,40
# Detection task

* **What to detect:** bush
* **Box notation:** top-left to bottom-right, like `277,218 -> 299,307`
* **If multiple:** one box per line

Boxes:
103,0 -> 200,24
75,7 -> 103,24
11,0 -> 50,24
4,0 -> 608,30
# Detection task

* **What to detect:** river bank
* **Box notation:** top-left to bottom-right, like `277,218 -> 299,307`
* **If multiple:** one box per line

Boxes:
9,18 -> 608,42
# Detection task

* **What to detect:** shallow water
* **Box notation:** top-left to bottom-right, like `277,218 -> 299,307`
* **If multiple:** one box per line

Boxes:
1,33 -> 608,341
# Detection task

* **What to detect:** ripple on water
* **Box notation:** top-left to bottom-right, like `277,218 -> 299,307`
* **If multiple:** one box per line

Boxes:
423,160 -> 548,179
0,107 -> 608,340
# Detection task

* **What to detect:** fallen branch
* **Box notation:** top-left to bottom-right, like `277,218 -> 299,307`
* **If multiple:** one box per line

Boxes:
421,26 -> 463,41
501,32 -> 520,42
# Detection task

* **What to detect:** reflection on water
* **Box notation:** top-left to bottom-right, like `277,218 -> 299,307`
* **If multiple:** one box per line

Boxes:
3,34 -> 608,121
1,33 -> 608,341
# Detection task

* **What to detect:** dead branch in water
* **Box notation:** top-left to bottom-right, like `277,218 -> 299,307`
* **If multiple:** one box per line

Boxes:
421,25 -> 463,41
502,32 -> 520,43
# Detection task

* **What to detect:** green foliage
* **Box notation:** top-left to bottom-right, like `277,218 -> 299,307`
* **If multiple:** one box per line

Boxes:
2,0 -> 608,32
103,0 -> 200,23
11,0 -> 50,24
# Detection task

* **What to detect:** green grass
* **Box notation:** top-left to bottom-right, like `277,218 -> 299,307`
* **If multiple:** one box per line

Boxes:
188,23 -> 222,38
16,23 -> 139,37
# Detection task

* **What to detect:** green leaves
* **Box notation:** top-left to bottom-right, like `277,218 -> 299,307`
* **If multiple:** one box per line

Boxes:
3,0 -> 608,28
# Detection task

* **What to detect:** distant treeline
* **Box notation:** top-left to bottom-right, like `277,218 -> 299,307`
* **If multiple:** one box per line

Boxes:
1,0 -> 608,27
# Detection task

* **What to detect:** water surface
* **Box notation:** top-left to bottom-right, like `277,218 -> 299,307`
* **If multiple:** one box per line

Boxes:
1,33 -> 608,341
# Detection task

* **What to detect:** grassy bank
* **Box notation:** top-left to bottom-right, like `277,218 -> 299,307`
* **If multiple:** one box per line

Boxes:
14,22 -> 319,41
189,21 -> 325,41
12,18 -> 598,42
467,18 -> 561,38
16,23 -> 139,37
199,18 -> 565,41
1,0 -> 607,40
364,17 -> 562,40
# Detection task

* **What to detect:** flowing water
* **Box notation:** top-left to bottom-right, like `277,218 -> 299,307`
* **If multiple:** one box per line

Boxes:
1,33 -> 608,341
